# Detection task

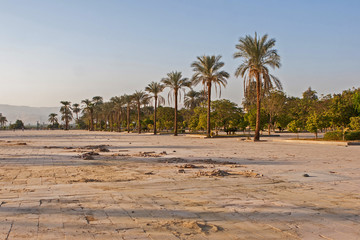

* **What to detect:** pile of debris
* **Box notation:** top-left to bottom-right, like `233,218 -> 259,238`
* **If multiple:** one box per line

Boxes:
178,164 -> 201,169
237,170 -> 263,178
158,158 -> 189,163
196,169 -> 231,177
193,159 -> 236,165
80,151 -> 99,160
133,151 -> 167,157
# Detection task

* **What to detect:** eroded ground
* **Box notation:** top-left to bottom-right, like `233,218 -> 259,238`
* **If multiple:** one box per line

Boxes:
0,130 -> 359,239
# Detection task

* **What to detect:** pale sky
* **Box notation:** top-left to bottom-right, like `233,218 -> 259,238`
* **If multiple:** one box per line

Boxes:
0,0 -> 359,107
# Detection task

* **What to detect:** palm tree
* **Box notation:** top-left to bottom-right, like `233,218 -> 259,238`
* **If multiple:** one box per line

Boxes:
72,103 -> 81,123
60,101 -> 73,130
161,71 -> 190,136
184,89 -> 201,110
132,91 -> 149,134
123,94 -> 133,133
145,82 -> 165,134
234,33 -> 281,141
110,96 -> 124,132
0,114 -> 7,128
81,99 -> 94,130
48,113 -> 58,125
92,96 -> 103,130
191,55 -> 229,137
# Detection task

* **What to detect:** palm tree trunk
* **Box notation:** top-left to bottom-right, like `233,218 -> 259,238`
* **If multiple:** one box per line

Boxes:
174,90 -> 178,136
154,96 -> 157,135
207,83 -> 211,137
90,111 -> 94,131
118,111 -> 121,132
254,73 -> 261,141
127,104 -> 130,133
137,103 -> 141,134
268,115 -> 272,135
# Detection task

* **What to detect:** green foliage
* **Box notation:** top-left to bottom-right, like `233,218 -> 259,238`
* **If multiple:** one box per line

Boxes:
287,120 -> 300,133
353,91 -> 360,113
349,116 -> 360,130
157,107 -> 174,130
306,112 -> 320,138
211,99 -> 243,132
346,131 -> 360,140
324,131 -> 360,141
323,131 -> 343,140
276,113 -> 292,130
245,108 -> 267,130
188,107 -> 206,131
10,120 -> 25,129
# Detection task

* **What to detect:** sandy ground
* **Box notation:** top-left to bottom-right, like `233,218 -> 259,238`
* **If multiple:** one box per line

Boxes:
0,130 -> 359,240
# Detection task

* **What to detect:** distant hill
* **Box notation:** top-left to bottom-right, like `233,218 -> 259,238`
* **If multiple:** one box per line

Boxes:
0,104 -> 60,126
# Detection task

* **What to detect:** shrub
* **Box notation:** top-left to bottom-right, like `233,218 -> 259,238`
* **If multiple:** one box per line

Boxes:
323,131 -> 343,140
324,131 -> 360,141
346,131 -> 360,140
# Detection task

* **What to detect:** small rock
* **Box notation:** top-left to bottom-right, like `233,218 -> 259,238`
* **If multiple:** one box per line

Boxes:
303,173 -> 310,177
178,169 -> 185,173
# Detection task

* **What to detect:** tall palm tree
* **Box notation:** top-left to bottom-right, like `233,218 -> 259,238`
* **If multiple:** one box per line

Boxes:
132,91 -> 149,134
123,94 -> 133,133
72,103 -> 81,123
110,96 -> 124,132
81,99 -> 94,130
60,101 -> 73,130
92,96 -> 103,130
145,82 -> 165,135
234,33 -> 281,141
161,71 -> 190,136
191,55 -> 229,137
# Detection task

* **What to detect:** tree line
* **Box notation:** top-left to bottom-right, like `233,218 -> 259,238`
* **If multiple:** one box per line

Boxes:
47,33 -> 359,140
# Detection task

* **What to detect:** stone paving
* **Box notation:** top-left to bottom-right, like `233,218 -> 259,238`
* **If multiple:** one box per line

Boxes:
0,130 -> 360,239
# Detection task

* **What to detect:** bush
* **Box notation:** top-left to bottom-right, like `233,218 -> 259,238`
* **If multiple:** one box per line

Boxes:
324,131 -> 360,141
323,131 -> 343,140
346,131 -> 360,140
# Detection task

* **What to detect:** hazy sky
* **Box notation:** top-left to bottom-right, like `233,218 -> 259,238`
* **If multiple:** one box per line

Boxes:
0,0 -> 359,107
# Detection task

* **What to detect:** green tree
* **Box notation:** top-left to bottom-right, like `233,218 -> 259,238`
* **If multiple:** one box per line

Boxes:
263,89 -> 286,134
161,71 -> 191,136
211,99 -> 242,134
145,82 -> 165,135
60,101 -> 73,130
92,96 -> 103,130
0,114 -> 8,128
287,120 -> 300,138
132,91 -> 149,134
349,116 -> 360,130
184,89 -> 205,110
48,113 -> 58,129
191,55 -> 230,137
81,99 -> 94,130
123,94 -> 133,133
306,112 -> 320,139
10,120 -> 24,130
72,103 -> 81,124
245,108 -> 267,131
234,33 -> 281,141
156,106 -> 174,131
110,96 -> 125,132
